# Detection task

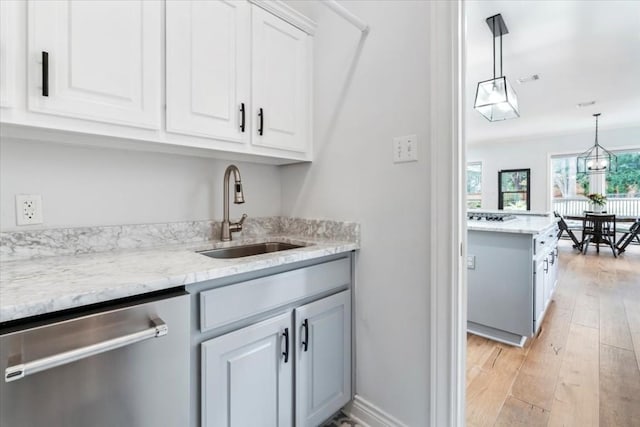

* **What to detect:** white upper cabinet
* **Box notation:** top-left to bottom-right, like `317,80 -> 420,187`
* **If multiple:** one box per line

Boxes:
166,0 -> 250,143
2,1 -> 314,164
251,6 -> 310,153
27,0 -> 161,129
0,1 -> 17,108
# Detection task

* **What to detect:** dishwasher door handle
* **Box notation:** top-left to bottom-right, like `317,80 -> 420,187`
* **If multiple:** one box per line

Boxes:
5,318 -> 168,383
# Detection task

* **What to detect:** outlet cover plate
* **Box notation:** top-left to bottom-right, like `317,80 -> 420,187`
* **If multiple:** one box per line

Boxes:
16,194 -> 43,225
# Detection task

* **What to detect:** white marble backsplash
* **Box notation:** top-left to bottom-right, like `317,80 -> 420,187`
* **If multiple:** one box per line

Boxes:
0,217 -> 360,261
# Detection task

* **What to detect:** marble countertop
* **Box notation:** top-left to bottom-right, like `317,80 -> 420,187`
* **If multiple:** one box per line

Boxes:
0,235 -> 358,323
467,215 -> 559,234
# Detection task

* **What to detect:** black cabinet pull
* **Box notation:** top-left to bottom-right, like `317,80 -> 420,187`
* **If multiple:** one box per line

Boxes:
301,319 -> 309,352
239,103 -> 245,132
282,328 -> 289,363
258,107 -> 264,136
42,51 -> 49,97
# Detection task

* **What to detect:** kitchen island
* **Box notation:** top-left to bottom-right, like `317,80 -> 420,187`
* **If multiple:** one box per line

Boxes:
467,212 -> 559,346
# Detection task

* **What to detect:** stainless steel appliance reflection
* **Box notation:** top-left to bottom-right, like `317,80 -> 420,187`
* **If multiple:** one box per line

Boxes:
0,290 -> 190,427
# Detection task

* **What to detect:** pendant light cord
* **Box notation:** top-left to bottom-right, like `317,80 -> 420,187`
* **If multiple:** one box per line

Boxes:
492,16 -> 496,79
500,30 -> 503,77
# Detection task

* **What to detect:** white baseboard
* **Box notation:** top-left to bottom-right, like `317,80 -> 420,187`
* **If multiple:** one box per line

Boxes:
343,395 -> 408,427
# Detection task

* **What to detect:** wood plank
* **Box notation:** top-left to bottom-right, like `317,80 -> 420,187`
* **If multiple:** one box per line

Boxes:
510,303 -> 573,411
493,396 -> 549,427
600,296 -> 634,350
466,344 -> 526,427
571,291 -> 599,329
623,299 -> 640,373
547,323 -> 599,427
466,334 -> 498,372
466,241 -> 640,425
599,344 -> 640,427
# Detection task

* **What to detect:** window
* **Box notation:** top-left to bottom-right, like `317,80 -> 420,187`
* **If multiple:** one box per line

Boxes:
466,162 -> 482,209
552,150 -> 640,217
498,169 -> 530,210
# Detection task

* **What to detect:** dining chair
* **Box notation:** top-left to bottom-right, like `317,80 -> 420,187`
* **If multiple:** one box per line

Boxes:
616,219 -> 640,254
554,211 -> 582,250
582,214 -> 617,257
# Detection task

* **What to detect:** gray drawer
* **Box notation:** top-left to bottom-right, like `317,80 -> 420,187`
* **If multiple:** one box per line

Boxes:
199,257 -> 351,333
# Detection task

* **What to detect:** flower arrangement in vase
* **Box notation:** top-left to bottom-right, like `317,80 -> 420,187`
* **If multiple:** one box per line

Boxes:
587,193 -> 607,213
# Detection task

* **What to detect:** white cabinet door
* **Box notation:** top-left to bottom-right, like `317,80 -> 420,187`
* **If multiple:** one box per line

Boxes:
201,312 -> 293,427
295,291 -> 351,427
166,0 -> 250,142
27,0 -> 161,128
251,5 -> 310,153
0,1 -> 17,108
534,258 -> 545,333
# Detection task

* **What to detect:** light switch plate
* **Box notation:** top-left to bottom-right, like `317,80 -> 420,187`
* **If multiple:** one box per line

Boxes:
392,134 -> 418,163
16,194 -> 43,225
467,255 -> 475,270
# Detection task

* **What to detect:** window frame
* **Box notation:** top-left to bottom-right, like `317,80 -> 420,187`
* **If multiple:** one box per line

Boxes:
498,168 -> 531,210
466,161 -> 483,209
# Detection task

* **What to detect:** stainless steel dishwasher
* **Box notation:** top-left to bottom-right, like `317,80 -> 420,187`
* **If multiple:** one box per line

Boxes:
0,289 -> 190,427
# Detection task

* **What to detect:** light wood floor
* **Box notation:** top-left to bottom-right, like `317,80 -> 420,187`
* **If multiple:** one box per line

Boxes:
466,240 -> 640,427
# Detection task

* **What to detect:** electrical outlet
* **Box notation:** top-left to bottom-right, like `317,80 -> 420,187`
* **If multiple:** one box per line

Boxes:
392,134 -> 419,163
16,194 -> 43,225
467,255 -> 476,270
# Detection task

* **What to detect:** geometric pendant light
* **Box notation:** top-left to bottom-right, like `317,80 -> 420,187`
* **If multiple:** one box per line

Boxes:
577,113 -> 617,174
474,14 -> 520,121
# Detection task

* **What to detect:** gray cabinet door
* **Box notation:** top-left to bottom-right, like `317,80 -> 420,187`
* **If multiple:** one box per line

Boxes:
295,291 -> 351,427
201,312 -> 293,427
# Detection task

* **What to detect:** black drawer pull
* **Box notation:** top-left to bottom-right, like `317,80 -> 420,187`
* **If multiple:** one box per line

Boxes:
258,108 -> 264,136
282,328 -> 289,363
239,103 -> 245,132
301,319 -> 309,352
42,51 -> 49,97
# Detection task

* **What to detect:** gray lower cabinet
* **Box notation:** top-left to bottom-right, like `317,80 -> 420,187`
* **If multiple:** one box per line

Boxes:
295,291 -> 351,427
191,253 -> 354,427
201,291 -> 351,427
201,312 -> 293,427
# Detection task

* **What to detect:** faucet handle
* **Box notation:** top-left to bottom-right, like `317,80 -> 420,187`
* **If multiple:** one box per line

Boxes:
230,214 -> 248,233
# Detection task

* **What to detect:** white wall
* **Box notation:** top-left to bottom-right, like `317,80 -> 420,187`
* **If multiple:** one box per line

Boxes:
467,126 -> 640,212
0,138 -> 281,230
282,2 -> 431,425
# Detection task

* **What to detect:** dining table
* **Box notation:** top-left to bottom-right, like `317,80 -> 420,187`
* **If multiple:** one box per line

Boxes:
565,212 -> 639,253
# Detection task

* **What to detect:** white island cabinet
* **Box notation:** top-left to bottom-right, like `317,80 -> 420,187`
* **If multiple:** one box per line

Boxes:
467,215 -> 559,346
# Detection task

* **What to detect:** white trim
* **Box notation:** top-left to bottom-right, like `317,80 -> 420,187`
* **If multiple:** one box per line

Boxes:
429,1 -> 465,427
321,0 -> 370,34
343,395 -> 408,427
249,0 -> 317,35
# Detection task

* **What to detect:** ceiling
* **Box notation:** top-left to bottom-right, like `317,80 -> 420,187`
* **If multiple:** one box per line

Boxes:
465,0 -> 640,144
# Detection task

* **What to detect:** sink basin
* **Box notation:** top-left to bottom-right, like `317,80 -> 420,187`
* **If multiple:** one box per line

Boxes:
197,242 -> 305,259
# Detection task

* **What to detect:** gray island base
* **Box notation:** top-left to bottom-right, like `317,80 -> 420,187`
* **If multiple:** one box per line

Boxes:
467,214 -> 560,347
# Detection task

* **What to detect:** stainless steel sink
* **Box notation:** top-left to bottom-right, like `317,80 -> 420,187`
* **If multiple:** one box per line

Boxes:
197,242 -> 305,259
